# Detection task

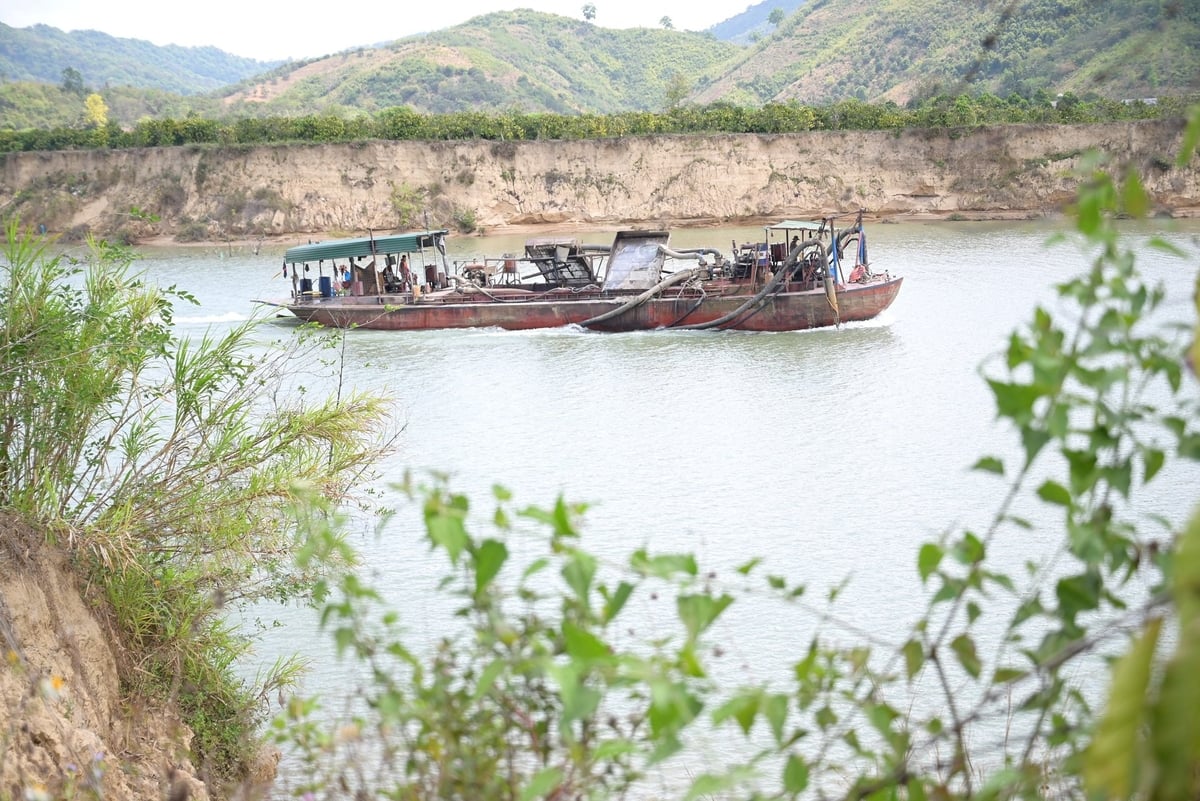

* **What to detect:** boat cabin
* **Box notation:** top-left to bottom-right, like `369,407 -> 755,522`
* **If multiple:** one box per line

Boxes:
282,229 -> 450,299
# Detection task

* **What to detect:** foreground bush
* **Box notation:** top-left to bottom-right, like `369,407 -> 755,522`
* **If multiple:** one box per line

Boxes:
0,223 -> 397,783
267,118 -> 1200,800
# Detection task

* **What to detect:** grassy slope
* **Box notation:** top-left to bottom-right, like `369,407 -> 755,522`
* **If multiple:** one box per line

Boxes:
217,10 -> 743,115
692,0 -> 1200,105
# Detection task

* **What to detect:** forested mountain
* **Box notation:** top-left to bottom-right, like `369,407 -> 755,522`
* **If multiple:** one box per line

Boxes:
695,0 -> 1200,105
215,10 -> 739,115
1,0 -> 1197,132
0,22 -> 281,95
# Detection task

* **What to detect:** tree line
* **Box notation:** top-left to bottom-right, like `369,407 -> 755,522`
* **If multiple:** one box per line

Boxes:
0,91 -> 1189,153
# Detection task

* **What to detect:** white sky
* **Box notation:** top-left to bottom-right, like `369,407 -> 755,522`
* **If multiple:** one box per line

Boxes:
3,0 -> 738,62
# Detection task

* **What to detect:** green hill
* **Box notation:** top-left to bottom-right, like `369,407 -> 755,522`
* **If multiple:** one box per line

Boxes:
692,0 -> 1200,105
1,0 -> 1197,133
0,22 -> 282,95
216,10 -> 742,115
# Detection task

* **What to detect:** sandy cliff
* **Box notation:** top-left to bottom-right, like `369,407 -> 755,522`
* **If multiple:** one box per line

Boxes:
0,515 -> 209,801
1,120 -> 1197,243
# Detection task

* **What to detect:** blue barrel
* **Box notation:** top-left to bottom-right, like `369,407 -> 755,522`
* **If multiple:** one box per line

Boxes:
300,278 -> 313,294
318,275 -> 333,298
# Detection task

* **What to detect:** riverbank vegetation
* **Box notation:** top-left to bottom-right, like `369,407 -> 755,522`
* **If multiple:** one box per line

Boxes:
0,91 -> 1188,154
0,225 -> 397,785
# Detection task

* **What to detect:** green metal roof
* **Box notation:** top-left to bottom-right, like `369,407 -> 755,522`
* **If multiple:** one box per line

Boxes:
284,230 -> 449,264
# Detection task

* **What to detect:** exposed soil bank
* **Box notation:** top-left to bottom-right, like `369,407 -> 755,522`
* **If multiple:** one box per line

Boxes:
2,120 -> 1196,245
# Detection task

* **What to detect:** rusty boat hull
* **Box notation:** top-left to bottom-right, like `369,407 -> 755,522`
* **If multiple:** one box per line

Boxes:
275,277 -> 902,332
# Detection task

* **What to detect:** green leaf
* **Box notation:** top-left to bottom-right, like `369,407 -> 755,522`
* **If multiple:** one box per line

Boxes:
520,767 -> 563,801
550,496 -> 577,536
1150,632 -> 1200,801
783,754 -> 810,793
1021,426 -> 1051,466
815,705 -> 838,729
866,701 -> 899,735
1104,459 -> 1133,499
918,543 -> 943,582
492,506 -> 511,530
1084,618 -> 1161,800
1037,479 -> 1073,507
763,692 -> 788,744
1121,167 -> 1151,218
1174,506 -> 1200,622
735,557 -> 762,575
1066,448 -> 1100,493
472,538 -> 508,596
951,531 -> 984,565
985,570 -> 1016,593
677,593 -> 733,641
713,690 -> 759,735
1047,401 -> 1070,438
684,773 -> 737,801
522,557 -> 550,581
333,626 -> 355,656
550,663 -> 602,725
967,601 -> 981,623
1142,447 -> 1165,483
519,497 -> 583,537
1175,105 -> 1200,167
1180,432 -> 1200,461
1056,572 -> 1101,624
993,666 -> 1026,683
562,550 -> 597,603
601,581 -> 634,623
951,634 -> 981,679
648,733 -> 683,765
631,549 -> 697,579
987,379 -> 1042,423
677,643 -> 705,678
426,512 -> 469,563
593,738 -> 637,759
648,679 -> 702,739
472,659 -> 506,702
562,620 -> 612,662
972,456 -> 1005,475
902,638 -> 924,680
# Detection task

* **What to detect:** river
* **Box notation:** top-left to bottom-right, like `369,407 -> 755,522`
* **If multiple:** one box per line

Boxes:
147,218 -> 1199,795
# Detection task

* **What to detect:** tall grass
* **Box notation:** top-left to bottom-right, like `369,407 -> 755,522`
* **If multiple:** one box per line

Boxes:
0,219 -> 397,783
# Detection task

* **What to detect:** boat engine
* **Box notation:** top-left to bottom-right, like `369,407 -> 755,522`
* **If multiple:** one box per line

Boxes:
462,264 -> 489,285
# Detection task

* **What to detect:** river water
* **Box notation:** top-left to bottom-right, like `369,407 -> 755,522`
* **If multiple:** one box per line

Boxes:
146,218 -> 1199,793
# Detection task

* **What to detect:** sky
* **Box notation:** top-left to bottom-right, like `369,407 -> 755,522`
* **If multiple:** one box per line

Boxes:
4,0 -> 738,62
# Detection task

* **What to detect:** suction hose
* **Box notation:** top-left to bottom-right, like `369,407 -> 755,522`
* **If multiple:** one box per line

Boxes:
579,268 -> 699,328
673,239 -> 827,331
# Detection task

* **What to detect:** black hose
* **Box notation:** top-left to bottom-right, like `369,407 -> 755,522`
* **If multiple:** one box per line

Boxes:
579,268 -> 699,327
672,239 -> 827,331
